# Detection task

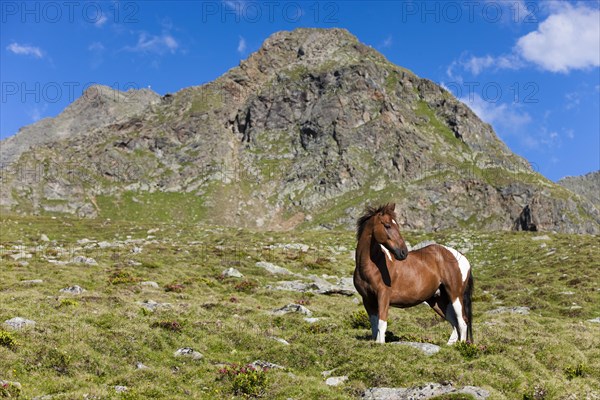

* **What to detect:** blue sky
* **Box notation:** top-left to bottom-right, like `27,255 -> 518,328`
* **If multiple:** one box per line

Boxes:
1,0 -> 599,181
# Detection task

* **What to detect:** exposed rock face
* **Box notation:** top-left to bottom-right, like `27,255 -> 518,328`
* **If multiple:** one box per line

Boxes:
0,28 -> 598,233
1,85 -> 161,165
558,171 -> 600,209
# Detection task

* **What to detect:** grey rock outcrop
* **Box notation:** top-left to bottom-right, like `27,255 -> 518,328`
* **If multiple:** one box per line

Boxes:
1,28 -> 598,233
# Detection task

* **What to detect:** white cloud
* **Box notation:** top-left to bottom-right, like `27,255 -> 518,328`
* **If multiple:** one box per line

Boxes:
237,36 -> 247,54
448,3 -> 599,76
516,3 -> 600,73
126,32 -> 179,55
6,43 -> 44,58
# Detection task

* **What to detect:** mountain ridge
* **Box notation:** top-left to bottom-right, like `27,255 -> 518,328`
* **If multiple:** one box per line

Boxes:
1,28 -> 598,233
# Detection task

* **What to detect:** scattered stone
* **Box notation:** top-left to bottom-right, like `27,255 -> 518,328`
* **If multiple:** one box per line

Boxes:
4,317 -> 36,330
256,261 -> 296,275
21,279 -> 44,285
270,337 -> 290,345
0,380 -> 22,394
409,240 -> 437,251
10,251 -> 32,261
325,376 -> 348,386
70,256 -> 98,265
40,234 -> 50,242
174,347 -> 203,360
136,362 -> 149,369
138,300 -> 172,312
131,246 -> 143,254
304,317 -> 320,324
140,281 -> 160,289
321,369 -> 337,378
114,386 -> 128,393
268,275 -> 356,296
97,241 -> 113,248
222,267 -> 244,278
531,235 -> 551,241
77,238 -> 94,245
363,382 -> 490,400
59,285 -> 86,295
272,303 -> 312,317
250,360 -> 285,370
487,306 -> 530,315
391,342 -> 441,356
587,317 -> 600,323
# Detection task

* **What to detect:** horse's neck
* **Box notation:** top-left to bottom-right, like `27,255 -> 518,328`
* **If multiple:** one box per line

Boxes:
357,226 -> 383,267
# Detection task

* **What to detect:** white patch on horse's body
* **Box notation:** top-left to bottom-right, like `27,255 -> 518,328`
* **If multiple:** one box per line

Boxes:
380,244 -> 393,262
392,219 -> 398,225
376,319 -> 387,343
434,288 -> 441,297
442,246 -> 471,283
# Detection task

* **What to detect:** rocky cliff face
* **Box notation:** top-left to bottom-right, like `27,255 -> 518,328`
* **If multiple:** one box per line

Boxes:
1,85 -> 161,165
558,171 -> 600,209
1,28 -> 598,233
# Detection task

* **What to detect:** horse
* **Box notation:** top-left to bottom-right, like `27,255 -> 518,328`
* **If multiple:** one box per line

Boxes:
353,203 -> 473,344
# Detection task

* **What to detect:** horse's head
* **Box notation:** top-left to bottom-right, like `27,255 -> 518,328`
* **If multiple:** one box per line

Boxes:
370,203 -> 408,261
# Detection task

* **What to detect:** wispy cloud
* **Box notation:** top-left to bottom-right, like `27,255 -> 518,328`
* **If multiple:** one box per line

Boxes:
379,35 -> 393,49
237,36 -> 247,54
459,93 -> 532,139
224,0 -> 246,17
88,41 -> 105,69
28,104 -> 48,122
94,14 -> 108,28
125,32 -> 179,55
6,43 -> 44,59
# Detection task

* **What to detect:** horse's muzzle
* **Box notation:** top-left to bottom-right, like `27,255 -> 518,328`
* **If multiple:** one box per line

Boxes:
393,247 -> 408,261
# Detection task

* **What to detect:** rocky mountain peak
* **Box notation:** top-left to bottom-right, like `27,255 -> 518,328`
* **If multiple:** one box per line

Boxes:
1,28 -> 598,233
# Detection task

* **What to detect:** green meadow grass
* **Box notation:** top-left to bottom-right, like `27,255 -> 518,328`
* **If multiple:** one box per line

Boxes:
0,215 -> 598,399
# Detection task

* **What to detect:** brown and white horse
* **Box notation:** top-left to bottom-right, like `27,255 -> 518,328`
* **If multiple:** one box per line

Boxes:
353,204 -> 473,344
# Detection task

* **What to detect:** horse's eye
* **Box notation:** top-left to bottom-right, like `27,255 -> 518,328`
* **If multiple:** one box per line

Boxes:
384,223 -> 391,229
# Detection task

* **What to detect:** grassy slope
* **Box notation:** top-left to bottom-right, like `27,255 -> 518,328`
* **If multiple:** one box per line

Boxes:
0,215 -> 599,399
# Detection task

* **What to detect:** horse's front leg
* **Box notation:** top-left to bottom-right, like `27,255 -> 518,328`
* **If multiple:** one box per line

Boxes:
362,300 -> 379,341
375,292 -> 390,343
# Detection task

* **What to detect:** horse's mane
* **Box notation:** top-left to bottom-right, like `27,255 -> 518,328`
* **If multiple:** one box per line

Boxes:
356,203 -> 397,241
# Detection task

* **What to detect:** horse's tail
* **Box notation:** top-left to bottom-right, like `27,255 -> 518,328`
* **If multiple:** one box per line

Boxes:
463,269 -> 474,343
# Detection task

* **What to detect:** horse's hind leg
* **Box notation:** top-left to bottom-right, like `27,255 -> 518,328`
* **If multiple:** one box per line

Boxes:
450,297 -> 468,342
426,290 -> 460,345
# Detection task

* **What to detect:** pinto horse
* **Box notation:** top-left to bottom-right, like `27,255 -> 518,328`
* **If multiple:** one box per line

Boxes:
353,204 -> 473,344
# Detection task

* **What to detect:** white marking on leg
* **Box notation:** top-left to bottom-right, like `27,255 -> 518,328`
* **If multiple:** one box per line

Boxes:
376,319 -> 387,343
447,327 -> 459,345
380,244 -> 392,262
369,314 -> 379,340
445,302 -> 459,345
452,298 -> 468,342
442,246 -> 471,283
